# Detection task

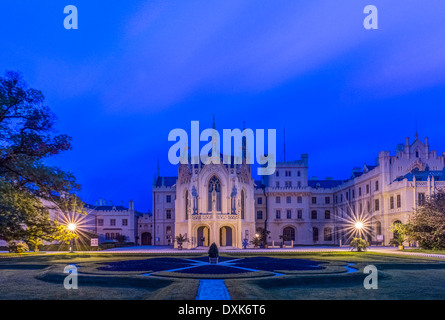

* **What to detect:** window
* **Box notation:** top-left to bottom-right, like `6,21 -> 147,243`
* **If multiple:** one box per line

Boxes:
241,190 -> 245,219
312,197 -> 317,204
297,181 -> 302,187
283,227 -> 295,241
397,195 -> 401,208
208,176 -> 221,211
185,191 -> 189,220
105,233 -> 110,240
367,201 -> 371,213
257,197 -> 263,205
324,228 -> 333,241
98,219 -> 103,226
311,210 -> 317,219
313,227 -> 319,242
285,181 -> 292,188
166,195 -> 171,203
325,197 -> 330,204
285,170 -> 292,177
122,219 -> 128,226
325,210 -> 331,219
297,209 -> 303,219
375,199 -> 380,211
276,181 -> 280,187
390,196 -> 395,210
166,209 -> 172,219
276,171 -> 279,177
376,221 -> 382,235
110,219 -> 116,226
257,211 -> 263,220
352,189 -> 355,199
346,192 -> 349,200
276,210 -> 281,219
286,196 -> 291,204
366,185 -> 370,194
276,196 -> 281,204
297,196 -> 302,204
286,210 -> 292,219
375,181 -> 379,191
359,187 -> 362,197
297,171 -> 301,177
418,193 -> 426,206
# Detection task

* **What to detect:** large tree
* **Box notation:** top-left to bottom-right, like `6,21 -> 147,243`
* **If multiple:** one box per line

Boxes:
407,189 -> 445,250
0,71 -> 84,243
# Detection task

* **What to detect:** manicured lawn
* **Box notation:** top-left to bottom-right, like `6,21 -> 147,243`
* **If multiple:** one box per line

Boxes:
0,251 -> 444,300
223,252 -> 445,300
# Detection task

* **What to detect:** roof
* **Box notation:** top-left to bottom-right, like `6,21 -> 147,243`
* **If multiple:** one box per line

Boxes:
308,180 -> 344,189
155,176 -> 177,187
395,168 -> 445,182
85,204 -> 129,211
254,180 -> 265,189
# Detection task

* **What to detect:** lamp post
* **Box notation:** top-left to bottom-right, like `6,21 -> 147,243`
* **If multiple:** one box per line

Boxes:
68,223 -> 77,253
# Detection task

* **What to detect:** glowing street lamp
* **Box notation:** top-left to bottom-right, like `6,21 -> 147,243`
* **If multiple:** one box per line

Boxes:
355,222 -> 364,231
67,223 -> 77,253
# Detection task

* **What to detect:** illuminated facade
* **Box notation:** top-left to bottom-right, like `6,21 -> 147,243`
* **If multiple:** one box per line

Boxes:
152,134 -> 445,248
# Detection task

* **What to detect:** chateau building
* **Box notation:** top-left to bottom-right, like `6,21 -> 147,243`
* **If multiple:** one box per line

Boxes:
84,200 -> 139,243
4,134 -> 440,250
152,134 -> 445,248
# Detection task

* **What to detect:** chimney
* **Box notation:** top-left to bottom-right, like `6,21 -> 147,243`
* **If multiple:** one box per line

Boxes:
301,154 -> 309,166
129,200 -> 134,211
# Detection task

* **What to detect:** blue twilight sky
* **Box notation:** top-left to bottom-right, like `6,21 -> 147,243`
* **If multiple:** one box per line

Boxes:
1,1 -> 445,212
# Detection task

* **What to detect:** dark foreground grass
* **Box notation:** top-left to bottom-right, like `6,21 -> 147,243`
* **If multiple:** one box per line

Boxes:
0,251 -> 444,300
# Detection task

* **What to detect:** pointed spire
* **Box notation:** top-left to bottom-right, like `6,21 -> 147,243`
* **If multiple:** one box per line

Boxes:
157,158 -> 160,177
283,126 -> 286,162
415,118 -> 419,139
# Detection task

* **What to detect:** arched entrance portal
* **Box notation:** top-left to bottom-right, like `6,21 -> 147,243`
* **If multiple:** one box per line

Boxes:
282,227 -> 295,242
220,226 -> 233,247
141,232 -> 152,245
197,226 -> 210,247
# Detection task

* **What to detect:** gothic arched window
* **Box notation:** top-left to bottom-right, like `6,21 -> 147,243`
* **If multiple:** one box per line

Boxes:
376,221 -> 382,235
185,190 -> 189,220
241,190 -> 245,219
208,176 -> 221,211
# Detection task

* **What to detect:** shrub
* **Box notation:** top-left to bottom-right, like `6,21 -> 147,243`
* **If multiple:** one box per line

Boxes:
208,242 -> 219,258
350,237 -> 369,252
16,241 -> 29,253
250,236 -> 261,248
7,241 -> 17,253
